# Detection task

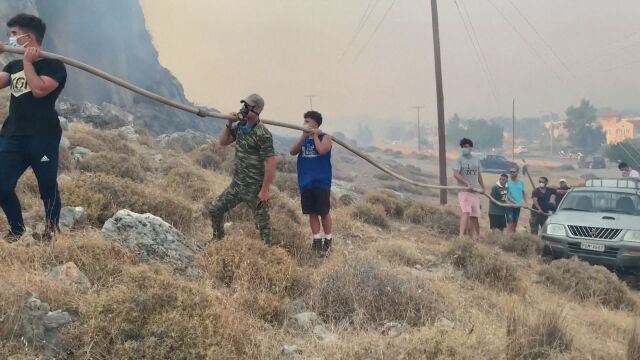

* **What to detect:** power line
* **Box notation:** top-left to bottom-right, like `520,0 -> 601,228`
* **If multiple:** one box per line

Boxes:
354,0 -> 398,60
338,0 -> 380,62
456,0 -> 499,104
485,0 -> 564,82
506,0 -> 577,80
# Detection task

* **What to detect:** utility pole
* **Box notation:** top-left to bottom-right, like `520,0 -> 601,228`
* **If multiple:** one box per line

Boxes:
512,98 -> 515,161
412,106 -> 425,152
305,95 -> 316,110
430,0 -> 447,205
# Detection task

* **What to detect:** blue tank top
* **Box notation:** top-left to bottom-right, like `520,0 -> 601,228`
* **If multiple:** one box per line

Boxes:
297,134 -> 332,191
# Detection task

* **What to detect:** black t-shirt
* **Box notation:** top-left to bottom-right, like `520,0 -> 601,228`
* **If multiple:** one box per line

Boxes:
532,187 -> 557,213
1,59 -> 67,137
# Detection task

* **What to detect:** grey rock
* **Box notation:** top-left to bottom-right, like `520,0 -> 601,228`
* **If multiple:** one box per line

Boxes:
21,294 -> 71,358
313,324 -> 337,342
59,136 -> 71,150
101,209 -> 196,266
438,317 -> 455,329
381,322 -> 403,338
117,125 -> 139,142
59,206 -> 87,231
80,101 -> 101,117
152,154 -> 163,162
79,102 -> 134,129
293,311 -> 318,330
57,174 -> 72,184
286,298 -> 307,315
48,262 -> 92,293
71,146 -> 93,160
281,345 -> 303,359
157,129 -> 214,152
59,116 -> 69,131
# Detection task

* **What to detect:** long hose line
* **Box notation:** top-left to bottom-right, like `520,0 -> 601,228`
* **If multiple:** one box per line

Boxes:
0,46 -> 543,214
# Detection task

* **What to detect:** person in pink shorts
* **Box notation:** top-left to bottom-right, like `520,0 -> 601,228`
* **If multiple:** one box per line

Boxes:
452,138 -> 485,238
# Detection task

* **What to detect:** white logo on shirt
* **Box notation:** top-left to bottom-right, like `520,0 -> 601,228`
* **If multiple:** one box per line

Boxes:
40,155 -> 50,162
301,143 -> 319,158
9,70 -> 31,98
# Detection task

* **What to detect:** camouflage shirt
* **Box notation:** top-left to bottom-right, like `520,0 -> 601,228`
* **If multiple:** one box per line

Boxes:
230,120 -> 275,188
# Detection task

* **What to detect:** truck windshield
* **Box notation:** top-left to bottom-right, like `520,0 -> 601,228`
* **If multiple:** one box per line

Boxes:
559,191 -> 640,215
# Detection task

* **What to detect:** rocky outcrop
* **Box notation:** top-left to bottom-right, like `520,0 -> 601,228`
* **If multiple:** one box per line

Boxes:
59,206 -> 87,231
157,129 -> 215,152
47,262 -> 91,293
101,209 -> 196,267
20,294 -> 72,358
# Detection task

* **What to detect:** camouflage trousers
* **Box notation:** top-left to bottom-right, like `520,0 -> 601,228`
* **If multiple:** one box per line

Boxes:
208,182 -> 271,244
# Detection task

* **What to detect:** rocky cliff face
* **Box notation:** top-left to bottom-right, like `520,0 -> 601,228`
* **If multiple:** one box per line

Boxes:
0,0 -> 219,135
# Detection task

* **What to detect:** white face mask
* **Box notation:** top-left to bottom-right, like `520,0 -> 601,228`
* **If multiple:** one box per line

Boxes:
8,34 -> 29,48
538,182 -> 546,188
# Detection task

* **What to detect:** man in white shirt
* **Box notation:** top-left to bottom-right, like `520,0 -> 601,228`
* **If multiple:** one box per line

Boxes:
618,162 -> 640,178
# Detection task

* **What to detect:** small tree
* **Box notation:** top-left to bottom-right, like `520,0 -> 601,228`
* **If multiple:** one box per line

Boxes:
564,99 -> 605,152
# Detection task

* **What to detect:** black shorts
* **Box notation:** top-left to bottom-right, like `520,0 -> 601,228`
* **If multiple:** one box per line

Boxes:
489,214 -> 506,230
301,187 -> 331,215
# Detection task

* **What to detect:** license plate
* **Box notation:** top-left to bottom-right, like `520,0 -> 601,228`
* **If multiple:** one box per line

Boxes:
580,242 -> 605,252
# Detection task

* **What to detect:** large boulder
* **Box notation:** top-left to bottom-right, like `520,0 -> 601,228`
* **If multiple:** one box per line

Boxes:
79,101 -> 135,129
101,209 -> 195,266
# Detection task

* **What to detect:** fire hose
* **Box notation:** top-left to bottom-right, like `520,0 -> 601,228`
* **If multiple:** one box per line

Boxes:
0,45 -> 543,214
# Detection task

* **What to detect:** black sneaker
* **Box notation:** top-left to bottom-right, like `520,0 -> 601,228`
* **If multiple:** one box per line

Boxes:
4,231 -> 21,243
322,238 -> 332,254
312,238 -> 323,252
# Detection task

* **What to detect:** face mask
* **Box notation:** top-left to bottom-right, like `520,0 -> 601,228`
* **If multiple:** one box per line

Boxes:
461,148 -> 471,156
538,182 -> 546,188
8,34 -> 28,48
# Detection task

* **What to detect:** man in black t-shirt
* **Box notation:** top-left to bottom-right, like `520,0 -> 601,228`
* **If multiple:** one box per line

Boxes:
0,14 -> 67,242
530,176 -> 556,235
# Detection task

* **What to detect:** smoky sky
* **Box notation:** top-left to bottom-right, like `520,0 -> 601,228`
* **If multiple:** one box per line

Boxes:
140,0 -> 640,135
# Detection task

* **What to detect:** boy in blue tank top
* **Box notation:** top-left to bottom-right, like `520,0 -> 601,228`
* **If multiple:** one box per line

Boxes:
289,111 -> 333,254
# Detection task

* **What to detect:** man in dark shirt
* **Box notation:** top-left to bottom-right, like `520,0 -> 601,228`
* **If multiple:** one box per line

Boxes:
488,174 -> 509,231
0,14 -> 67,242
530,176 -> 556,235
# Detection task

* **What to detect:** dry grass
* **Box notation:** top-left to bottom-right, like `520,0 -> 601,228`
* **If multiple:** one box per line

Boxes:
481,232 -> 542,257
77,152 -> 151,182
273,173 -> 299,199
192,141 -> 233,172
404,202 -> 458,236
372,240 -> 430,267
275,154 -> 297,173
506,304 -> 573,359
447,238 -> 522,293
539,258 -> 638,311
196,238 -> 307,324
64,265 -> 278,359
629,323 -> 640,360
163,165 -> 216,202
351,202 -> 389,229
312,255 -> 443,328
363,190 -> 405,218
61,173 -> 195,233
66,123 -> 135,155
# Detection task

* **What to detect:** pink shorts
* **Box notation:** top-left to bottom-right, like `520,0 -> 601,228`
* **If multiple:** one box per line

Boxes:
458,192 -> 481,218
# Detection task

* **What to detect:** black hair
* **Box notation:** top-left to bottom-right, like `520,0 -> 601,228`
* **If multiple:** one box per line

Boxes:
500,173 -> 508,178
619,162 -> 629,170
459,138 -> 473,147
540,176 -> 549,183
7,14 -> 46,44
304,110 -> 323,126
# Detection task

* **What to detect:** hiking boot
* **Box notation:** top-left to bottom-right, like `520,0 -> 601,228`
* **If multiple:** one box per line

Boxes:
4,231 -> 21,243
322,238 -> 332,254
312,238 -> 323,252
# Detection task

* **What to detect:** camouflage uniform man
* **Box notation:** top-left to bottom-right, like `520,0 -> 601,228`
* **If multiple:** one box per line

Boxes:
208,94 -> 276,243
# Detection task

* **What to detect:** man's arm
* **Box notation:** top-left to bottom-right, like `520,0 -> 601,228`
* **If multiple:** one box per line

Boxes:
289,133 -> 305,156
219,117 -> 238,146
453,170 -> 471,188
258,155 -> 276,203
532,190 -> 541,209
313,133 -> 332,155
0,72 -> 9,89
22,48 -> 59,98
